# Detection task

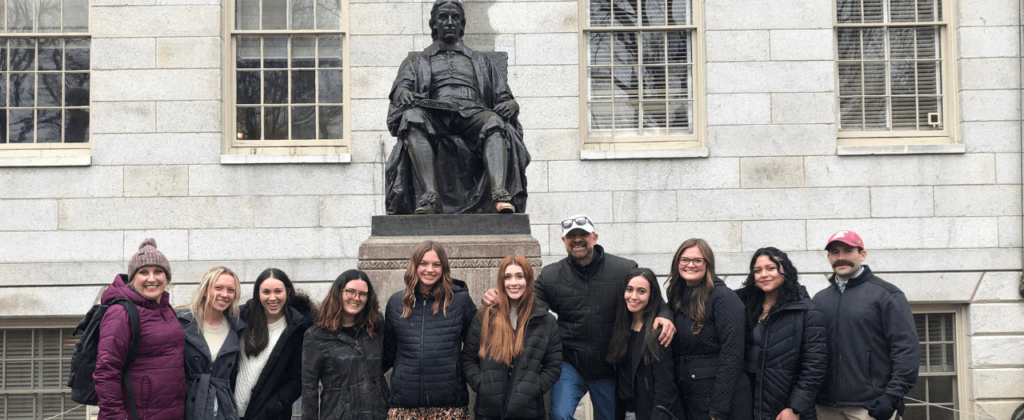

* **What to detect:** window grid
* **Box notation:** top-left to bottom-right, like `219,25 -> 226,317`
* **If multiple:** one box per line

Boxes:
906,312 -> 958,420
0,328 -> 87,420
229,0 -> 348,147
581,0 -> 700,145
835,0 -> 948,136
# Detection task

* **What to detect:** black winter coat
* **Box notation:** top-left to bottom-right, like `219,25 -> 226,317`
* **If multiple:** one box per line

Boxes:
672,278 -> 751,420
614,319 -> 684,420
301,323 -> 389,420
812,265 -> 919,408
233,295 -> 315,420
737,286 -> 827,420
461,302 -> 562,420
177,309 -> 246,420
537,246 -> 670,379
383,279 -> 477,408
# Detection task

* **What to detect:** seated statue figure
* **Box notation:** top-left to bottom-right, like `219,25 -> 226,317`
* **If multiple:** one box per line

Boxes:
384,0 -> 530,215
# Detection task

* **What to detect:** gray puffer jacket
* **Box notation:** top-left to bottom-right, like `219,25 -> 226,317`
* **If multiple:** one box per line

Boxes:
301,322 -> 389,420
176,309 -> 246,420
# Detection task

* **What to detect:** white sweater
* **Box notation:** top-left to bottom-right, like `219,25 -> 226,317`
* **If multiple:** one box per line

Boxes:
234,317 -> 286,415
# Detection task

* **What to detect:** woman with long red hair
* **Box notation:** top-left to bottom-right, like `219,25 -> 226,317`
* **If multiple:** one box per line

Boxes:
461,254 -> 562,420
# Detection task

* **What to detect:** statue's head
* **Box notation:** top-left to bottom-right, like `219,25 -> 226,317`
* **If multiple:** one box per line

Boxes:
429,0 -> 466,43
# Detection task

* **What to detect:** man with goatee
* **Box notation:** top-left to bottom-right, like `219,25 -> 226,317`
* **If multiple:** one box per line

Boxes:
813,231 -> 919,420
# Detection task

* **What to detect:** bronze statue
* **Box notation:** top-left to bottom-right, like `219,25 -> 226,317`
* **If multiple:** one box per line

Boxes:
384,0 -> 530,215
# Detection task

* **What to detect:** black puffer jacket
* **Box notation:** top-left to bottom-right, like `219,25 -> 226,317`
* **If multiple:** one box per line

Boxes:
672,278 -> 751,420
614,311 -> 684,420
812,265 -> 919,408
537,245 -> 675,379
233,294 -> 316,420
177,309 -> 246,420
737,286 -> 827,420
383,279 -> 477,408
462,302 -> 562,420
301,322 -> 389,420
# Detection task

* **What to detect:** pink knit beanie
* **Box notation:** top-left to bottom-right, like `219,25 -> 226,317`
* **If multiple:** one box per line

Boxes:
127,238 -> 172,281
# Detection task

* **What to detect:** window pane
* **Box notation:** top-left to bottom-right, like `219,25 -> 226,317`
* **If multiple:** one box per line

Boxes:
236,107 -> 261,139
918,0 -> 942,22
838,63 -> 863,96
316,0 -> 341,30
668,0 -> 689,25
666,65 -> 688,98
291,106 -> 314,139
262,0 -> 287,29
318,105 -> 342,139
891,96 -> 917,130
839,97 -> 864,130
9,108 -> 33,142
917,61 -> 938,94
317,35 -> 342,68
589,67 -> 612,100
292,70 -> 314,103
836,0 -> 862,23
863,62 -> 886,95
891,0 -> 916,21
862,28 -> 885,59
63,0 -> 88,32
863,98 -> 887,129
641,100 -> 665,129
613,66 -> 637,100
666,31 -> 690,63
0,75 -> 6,107
264,70 -> 288,104
264,36 -> 287,69
0,39 -> 7,71
862,0 -> 883,22
264,107 -> 288,139
642,0 -> 666,26
64,108 -> 87,142
928,376 -> 955,403
11,38 -> 34,71
614,32 -> 638,64
10,73 -> 33,107
916,26 -> 939,59
292,0 -> 314,30
889,61 -> 916,95
589,102 -> 613,132
37,108 -> 60,142
318,69 -> 343,103
588,32 -> 612,65
613,0 -> 638,26
667,100 -> 691,134
236,0 -> 260,30
8,0 -> 33,32
236,71 -> 261,104
65,38 -> 89,70
65,72 -> 88,106
890,28 -> 915,59
642,31 -> 665,64
641,65 -> 665,99
38,73 -> 61,107
590,0 -> 611,26
38,38 -> 61,70
614,101 -> 638,131
836,28 -> 861,60
38,0 -> 61,32
292,36 -> 315,68
0,111 -> 7,142
237,35 -> 261,69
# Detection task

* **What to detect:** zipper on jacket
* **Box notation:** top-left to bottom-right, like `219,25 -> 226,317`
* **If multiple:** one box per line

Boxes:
830,287 -> 843,406
419,296 -> 426,405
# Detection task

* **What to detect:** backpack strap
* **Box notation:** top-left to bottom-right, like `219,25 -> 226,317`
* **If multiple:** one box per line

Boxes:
111,298 -> 141,420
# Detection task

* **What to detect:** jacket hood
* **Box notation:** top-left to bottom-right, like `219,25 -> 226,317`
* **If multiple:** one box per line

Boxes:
102,273 -> 170,309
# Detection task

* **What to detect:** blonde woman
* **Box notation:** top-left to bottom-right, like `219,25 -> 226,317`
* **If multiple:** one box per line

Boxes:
176,266 -> 245,420
383,241 -> 477,420
666,238 -> 751,420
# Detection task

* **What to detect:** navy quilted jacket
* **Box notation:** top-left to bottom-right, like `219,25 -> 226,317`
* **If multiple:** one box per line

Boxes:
383,279 -> 477,408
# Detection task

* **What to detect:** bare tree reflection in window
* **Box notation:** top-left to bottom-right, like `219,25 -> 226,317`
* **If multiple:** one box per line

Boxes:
291,106 -> 314,139
318,105 -> 342,139
38,0 -> 62,33
37,109 -> 61,142
9,109 -> 33,142
8,0 -> 34,33
264,106 -> 288,139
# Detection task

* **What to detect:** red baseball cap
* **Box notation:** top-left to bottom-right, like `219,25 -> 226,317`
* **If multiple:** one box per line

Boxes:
825,230 -> 865,250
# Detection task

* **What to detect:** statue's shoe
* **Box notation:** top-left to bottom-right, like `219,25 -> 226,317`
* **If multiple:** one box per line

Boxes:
495,202 -> 515,213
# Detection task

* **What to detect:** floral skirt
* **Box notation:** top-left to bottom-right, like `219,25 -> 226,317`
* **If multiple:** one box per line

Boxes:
388,406 -> 471,420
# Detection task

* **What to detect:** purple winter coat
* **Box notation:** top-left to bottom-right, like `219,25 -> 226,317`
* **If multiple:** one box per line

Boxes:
94,274 -> 186,420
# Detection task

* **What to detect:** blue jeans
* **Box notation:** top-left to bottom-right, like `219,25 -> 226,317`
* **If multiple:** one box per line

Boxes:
549,362 -> 615,420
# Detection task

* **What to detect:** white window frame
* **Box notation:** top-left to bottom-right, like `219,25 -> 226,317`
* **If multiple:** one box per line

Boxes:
576,0 -> 706,160
833,0 -> 961,155
0,320 -> 87,420
221,0 -> 352,164
0,0 -> 91,167
908,305 -> 969,420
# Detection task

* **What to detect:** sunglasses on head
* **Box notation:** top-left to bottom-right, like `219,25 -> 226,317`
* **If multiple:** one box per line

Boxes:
561,217 -> 592,230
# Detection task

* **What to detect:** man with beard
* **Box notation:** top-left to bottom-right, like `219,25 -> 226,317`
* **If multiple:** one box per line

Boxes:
813,231 -> 919,420
484,215 -> 676,420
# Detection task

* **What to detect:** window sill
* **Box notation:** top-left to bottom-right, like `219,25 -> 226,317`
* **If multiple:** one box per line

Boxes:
837,143 -> 966,156
0,155 -> 91,167
580,147 -> 709,160
221,153 -> 352,164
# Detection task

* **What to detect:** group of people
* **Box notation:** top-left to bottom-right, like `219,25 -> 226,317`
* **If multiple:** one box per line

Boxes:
93,215 -> 919,420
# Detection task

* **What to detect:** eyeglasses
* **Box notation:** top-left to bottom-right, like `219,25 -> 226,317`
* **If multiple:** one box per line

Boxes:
561,217 -> 592,230
343,288 -> 368,299
679,257 -> 707,267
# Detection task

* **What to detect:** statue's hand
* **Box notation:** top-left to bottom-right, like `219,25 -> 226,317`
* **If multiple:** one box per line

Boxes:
396,90 -> 416,107
493,100 -> 519,119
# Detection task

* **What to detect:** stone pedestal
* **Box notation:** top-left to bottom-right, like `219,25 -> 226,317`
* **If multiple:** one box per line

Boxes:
357,214 -> 542,303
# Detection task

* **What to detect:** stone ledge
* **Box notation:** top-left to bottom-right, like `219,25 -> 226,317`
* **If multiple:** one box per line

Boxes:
837,143 -> 966,156
221,153 -> 353,164
371,214 -> 533,236
580,147 -> 709,160
0,155 -> 91,167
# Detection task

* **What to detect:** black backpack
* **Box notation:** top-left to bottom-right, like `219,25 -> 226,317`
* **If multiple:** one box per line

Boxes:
66,297 -> 141,420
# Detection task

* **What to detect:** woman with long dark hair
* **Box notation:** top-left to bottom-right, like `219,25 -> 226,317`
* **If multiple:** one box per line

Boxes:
462,255 -> 562,420
737,247 -> 827,420
176,266 -> 245,420
383,241 -> 477,420
607,268 -> 682,420
666,238 -> 751,420
234,268 -> 316,420
302,269 -> 389,420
